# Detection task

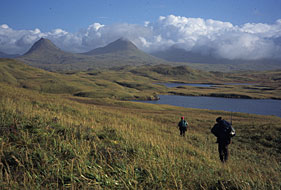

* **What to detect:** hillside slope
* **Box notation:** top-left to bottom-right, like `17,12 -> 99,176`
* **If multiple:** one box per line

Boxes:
0,58 -> 83,94
0,58 -> 165,100
0,81 -> 280,189
1,58 -> 280,189
2,58 -> 281,101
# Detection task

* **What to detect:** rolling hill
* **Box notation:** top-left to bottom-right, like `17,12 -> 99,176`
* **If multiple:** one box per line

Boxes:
0,58 -> 83,94
2,58 -> 280,101
0,58 -> 168,100
18,38 -> 167,72
0,58 -> 215,100
0,58 -> 280,189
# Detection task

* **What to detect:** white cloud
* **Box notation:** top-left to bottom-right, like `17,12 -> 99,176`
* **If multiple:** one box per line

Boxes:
146,15 -> 281,60
214,33 -> 276,60
0,14 -> 281,60
0,24 -> 45,54
1,24 -> 9,29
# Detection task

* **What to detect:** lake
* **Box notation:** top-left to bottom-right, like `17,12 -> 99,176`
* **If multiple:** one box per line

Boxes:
158,83 -> 214,88
135,95 -> 281,117
158,83 -> 255,88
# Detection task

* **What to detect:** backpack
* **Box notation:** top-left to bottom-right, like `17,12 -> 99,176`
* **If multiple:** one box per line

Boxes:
211,120 -> 236,138
221,120 -> 236,137
179,120 -> 187,128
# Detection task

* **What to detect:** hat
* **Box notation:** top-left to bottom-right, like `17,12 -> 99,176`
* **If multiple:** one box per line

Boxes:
216,117 -> 222,122
181,116 -> 184,119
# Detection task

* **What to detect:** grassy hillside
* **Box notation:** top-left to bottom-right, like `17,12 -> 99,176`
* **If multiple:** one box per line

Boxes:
0,59 -> 281,189
2,58 -> 220,100
0,81 -> 280,189
0,58 -> 165,100
1,58 -> 281,101
0,58 -> 83,94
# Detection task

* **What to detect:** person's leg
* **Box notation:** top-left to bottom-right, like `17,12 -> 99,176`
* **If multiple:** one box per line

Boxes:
218,143 -> 224,162
223,144 -> 229,162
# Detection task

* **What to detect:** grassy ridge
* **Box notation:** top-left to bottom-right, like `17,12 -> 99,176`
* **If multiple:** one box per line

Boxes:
0,83 -> 280,189
2,58 -> 281,101
0,59 -> 167,100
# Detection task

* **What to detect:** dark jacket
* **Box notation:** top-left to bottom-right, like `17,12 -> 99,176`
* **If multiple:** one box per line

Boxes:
211,120 -> 232,144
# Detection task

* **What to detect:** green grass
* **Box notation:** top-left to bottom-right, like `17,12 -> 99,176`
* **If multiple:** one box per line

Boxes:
2,58 -> 281,101
0,58 -> 281,189
0,83 -> 280,189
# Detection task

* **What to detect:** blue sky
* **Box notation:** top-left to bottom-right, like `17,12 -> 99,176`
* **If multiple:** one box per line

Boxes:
1,0 -> 281,60
1,0 -> 281,32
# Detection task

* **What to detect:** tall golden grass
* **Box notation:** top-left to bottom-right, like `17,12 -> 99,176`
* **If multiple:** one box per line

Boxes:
0,83 -> 280,189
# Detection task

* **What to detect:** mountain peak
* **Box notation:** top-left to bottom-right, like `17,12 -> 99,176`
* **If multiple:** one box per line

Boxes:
115,38 -> 138,49
84,38 -> 138,55
24,38 -> 60,55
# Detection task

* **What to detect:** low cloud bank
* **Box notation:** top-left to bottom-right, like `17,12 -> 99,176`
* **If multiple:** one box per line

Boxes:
1,15 -> 281,60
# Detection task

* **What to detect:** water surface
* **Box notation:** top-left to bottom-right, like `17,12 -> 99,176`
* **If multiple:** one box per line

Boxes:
136,95 -> 281,117
159,83 -> 256,88
158,83 -> 214,88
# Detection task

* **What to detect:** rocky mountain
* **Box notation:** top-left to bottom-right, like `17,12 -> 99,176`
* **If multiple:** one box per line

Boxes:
18,38 -> 166,72
18,38 -> 87,71
83,38 -> 138,55
82,38 -> 166,67
24,38 -> 61,56
18,38 -> 281,72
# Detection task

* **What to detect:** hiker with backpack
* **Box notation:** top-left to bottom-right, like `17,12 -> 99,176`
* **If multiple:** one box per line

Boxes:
211,117 -> 235,163
178,116 -> 188,137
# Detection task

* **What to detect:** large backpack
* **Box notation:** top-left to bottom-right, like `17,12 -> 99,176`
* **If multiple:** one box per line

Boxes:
179,120 -> 187,128
211,120 -> 235,138
221,120 -> 236,137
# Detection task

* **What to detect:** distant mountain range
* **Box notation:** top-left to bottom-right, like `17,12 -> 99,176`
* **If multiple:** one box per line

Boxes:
151,46 -> 281,71
1,38 -> 280,72
0,51 -> 20,58
18,38 -> 166,72
151,46 -> 223,64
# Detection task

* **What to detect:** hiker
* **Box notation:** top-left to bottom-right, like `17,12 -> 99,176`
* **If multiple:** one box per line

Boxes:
211,117 -> 235,163
178,116 -> 188,137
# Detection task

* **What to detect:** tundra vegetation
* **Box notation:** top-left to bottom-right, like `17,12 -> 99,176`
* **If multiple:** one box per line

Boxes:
0,58 -> 280,189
